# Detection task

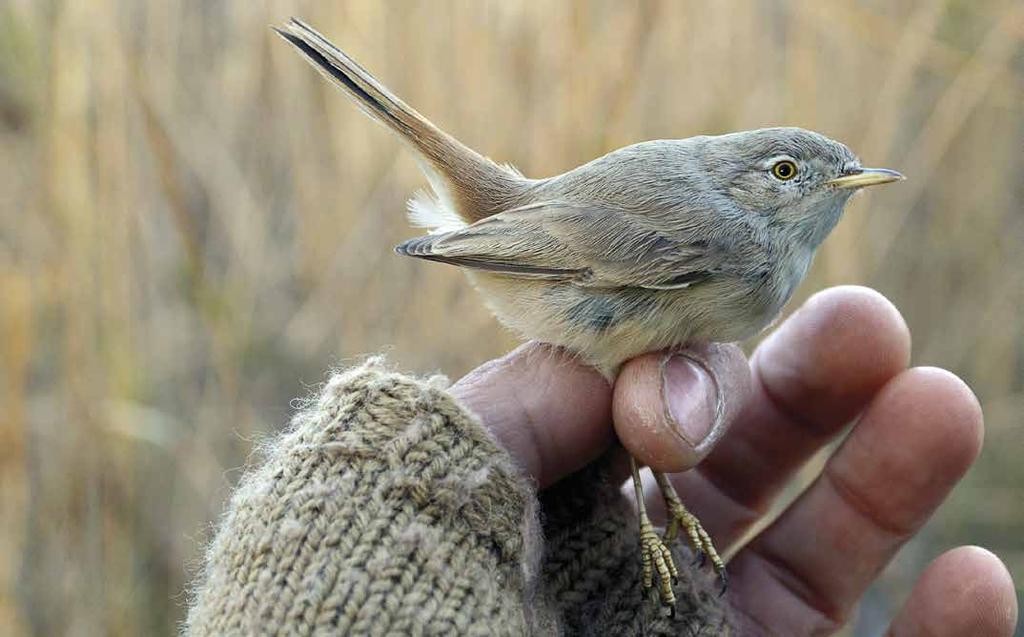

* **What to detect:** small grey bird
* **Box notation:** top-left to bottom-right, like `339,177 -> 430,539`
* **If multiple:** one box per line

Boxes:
275,18 -> 904,609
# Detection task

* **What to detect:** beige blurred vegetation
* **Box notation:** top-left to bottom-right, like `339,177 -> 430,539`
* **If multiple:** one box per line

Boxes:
0,0 -> 1021,634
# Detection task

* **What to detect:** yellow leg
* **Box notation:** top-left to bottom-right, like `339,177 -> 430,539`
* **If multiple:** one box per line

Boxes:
653,471 -> 728,592
631,456 -> 678,607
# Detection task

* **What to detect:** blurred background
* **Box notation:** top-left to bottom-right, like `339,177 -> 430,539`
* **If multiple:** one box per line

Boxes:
0,0 -> 1021,634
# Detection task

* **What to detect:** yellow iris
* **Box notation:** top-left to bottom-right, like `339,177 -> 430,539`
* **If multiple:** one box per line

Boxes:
772,160 -> 797,180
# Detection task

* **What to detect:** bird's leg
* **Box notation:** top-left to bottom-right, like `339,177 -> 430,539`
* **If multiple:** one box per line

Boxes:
631,456 -> 678,608
653,471 -> 728,593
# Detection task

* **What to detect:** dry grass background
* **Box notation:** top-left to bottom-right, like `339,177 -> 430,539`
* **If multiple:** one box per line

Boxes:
0,0 -> 1021,634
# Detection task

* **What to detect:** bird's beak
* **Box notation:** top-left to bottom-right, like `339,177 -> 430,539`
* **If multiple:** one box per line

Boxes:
827,167 -> 905,190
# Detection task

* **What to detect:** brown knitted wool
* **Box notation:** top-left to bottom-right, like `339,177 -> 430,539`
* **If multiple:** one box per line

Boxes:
185,359 -> 731,635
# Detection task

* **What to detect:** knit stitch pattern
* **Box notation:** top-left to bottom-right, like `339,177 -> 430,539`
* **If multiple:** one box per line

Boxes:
541,460 -> 732,635
185,359 -> 730,636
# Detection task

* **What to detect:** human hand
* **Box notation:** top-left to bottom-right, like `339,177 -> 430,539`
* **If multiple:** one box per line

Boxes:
450,285 -> 1017,636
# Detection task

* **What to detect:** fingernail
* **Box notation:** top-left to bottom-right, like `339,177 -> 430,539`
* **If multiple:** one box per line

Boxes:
661,353 -> 718,446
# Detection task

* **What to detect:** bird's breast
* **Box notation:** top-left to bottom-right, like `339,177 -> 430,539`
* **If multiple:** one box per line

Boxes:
746,245 -> 815,328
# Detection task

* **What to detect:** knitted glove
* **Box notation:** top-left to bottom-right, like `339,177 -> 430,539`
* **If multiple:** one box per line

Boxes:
185,359 -> 730,635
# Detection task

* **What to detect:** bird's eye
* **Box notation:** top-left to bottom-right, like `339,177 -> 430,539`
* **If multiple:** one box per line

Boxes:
771,160 -> 798,181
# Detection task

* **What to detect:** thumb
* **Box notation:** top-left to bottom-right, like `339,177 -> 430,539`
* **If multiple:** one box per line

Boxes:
613,343 -> 751,472
450,342 -> 615,488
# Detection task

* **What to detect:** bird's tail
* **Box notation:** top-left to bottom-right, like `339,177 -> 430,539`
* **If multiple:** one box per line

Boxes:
274,18 -> 522,222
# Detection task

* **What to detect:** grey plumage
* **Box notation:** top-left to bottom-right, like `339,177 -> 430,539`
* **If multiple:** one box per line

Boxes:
276,19 -> 901,377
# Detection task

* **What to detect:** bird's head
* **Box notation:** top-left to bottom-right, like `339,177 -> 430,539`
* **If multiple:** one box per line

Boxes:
702,127 -> 903,247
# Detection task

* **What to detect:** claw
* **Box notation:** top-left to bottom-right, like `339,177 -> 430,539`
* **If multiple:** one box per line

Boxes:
718,570 -> 729,597
691,549 -> 705,567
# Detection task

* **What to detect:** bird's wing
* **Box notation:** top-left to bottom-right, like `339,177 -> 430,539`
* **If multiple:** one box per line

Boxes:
395,201 -> 722,289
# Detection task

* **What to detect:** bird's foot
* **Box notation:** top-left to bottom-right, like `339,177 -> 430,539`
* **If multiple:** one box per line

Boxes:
638,510 -> 679,608
657,472 -> 727,593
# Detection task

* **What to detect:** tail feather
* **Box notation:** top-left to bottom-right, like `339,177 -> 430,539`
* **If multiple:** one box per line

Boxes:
394,234 -> 439,258
275,18 -> 524,223
274,19 -> 425,143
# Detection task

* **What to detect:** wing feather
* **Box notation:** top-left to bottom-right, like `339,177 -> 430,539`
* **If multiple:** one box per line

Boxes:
395,202 -> 721,289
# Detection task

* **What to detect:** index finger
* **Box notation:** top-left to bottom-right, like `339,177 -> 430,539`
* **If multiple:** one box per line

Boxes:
612,343 -> 752,472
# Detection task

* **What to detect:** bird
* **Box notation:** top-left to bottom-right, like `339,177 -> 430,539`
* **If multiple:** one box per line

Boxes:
274,17 -> 904,610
